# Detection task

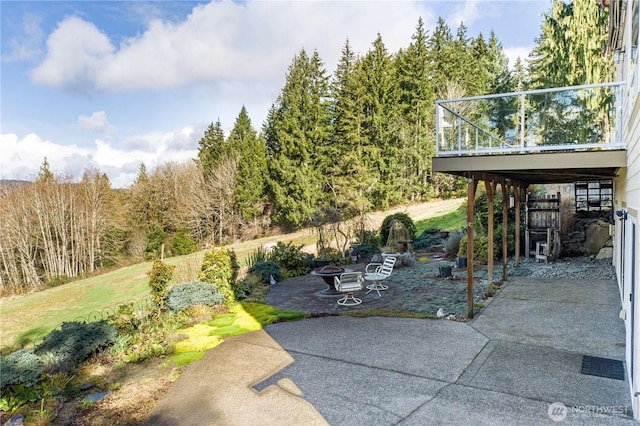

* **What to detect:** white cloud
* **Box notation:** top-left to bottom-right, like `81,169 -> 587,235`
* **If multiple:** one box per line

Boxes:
30,1 -> 430,92
0,125 -> 202,188
504,46 -> 533,69
30,16 -> 114,91
78,111 -> 109,132
0,133 -> 92,180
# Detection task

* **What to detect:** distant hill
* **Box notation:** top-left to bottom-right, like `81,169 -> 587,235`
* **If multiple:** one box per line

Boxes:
0,179 -> 32,189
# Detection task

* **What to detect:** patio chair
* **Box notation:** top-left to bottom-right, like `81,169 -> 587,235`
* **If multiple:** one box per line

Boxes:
334,272 -> 365,306
364,255 -> 397,296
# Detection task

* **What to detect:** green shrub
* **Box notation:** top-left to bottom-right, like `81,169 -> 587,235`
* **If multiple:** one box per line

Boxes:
354,243 -> 379,257
246,246 -> 269,269
249,260 -> 283,284
357,229 -> 381,246
107,302 -> 150,334
170,228 -> 197,256
269,242 -> 310,277
145,224 -> 166,259
198,248 -> 239,305
458,235 -> 467,257
413,227 -> 443,250
458,235 -> 488,262
34,321 -> 116,374
0,349 -> 43,387
472,192 -> 524,258
147,259 -> 176,310
236,273 -> 269,302
167,281 -> 224,311
443,231 -> 465,255
380,213 -> 416,244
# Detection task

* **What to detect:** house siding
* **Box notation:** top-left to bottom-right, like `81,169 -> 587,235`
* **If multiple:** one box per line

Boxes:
614,2 -> 640,414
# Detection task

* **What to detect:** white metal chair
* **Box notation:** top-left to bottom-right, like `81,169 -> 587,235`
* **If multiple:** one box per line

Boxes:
364,255 -> 397,296
334,272 -> 365,306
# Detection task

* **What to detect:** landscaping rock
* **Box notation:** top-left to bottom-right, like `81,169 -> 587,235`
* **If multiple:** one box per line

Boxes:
80,382 -> 95,391
582,220 -> 611,255
596,247 -> 613,260
86,391 -> 109,402
2,414 -> 24,426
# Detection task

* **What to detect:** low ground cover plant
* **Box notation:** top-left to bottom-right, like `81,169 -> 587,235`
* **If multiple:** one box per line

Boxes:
0,250 -> 305,424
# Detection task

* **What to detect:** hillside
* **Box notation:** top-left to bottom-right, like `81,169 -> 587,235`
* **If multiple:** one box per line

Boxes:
0,198 -> 465,348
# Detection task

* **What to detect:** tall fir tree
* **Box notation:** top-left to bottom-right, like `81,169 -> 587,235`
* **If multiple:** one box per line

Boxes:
484,31 -> 519,142
228,106 -> 267,221
427,17 -> 456,94
354,33 -> 402,208
528,0 -> 612,144
197,119 -> 227,177
264,48 -> 331,228
396,17 -> 436,200
328,39 -> 375,215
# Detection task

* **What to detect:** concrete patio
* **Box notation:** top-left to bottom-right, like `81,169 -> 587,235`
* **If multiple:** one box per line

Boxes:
144,263 -> 635,425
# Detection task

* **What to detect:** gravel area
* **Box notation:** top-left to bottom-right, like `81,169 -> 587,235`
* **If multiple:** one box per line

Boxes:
510,256 -> 617,280
266,254 -> 618,321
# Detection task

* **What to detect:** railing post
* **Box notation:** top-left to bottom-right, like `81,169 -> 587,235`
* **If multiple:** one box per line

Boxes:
457,116 -> 462,152
520,93 -> 526,150
435,104 -> 440,155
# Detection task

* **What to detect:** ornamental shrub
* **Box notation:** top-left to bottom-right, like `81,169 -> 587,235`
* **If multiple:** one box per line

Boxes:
269,242 -> 310,277
148,259 -> 176,310
458,235 -> 488,262
198,248 -> 239,305
34,321 -> 117,374
0,349 -> 43,387
413,227 -> 443,250
167,281 -> 224,311
354,243 -> 379,257
380,213 -> 416,245
443,231 -> 465,255
249,260 -> 283,284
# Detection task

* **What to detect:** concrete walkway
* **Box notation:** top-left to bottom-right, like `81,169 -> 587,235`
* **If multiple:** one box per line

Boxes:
144,275 -> 635,425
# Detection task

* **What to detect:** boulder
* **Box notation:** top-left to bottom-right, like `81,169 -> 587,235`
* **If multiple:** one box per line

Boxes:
582,220 -> 611,255
596,247 -> 613,260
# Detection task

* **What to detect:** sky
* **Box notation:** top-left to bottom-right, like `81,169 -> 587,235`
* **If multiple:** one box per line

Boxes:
1,0 -> 551,188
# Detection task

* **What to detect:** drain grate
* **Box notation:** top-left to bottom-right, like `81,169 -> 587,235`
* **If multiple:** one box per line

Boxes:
581,355 -> 625,380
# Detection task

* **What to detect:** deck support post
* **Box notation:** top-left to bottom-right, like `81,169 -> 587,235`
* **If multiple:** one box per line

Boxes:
467,177 -> 478,319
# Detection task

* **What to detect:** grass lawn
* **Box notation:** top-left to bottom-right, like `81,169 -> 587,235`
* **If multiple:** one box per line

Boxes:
0,232 -> 317,348
415,203 -> 466,234
0,199 -> 464,349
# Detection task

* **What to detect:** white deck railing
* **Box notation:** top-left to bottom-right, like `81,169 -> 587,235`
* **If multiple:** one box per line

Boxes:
435,82 -> 626,156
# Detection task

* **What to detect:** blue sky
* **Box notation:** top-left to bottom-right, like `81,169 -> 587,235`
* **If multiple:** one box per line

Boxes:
1,0 -> 551,188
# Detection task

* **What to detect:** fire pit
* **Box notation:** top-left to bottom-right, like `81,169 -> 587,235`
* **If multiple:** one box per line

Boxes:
311,266 -> 352,295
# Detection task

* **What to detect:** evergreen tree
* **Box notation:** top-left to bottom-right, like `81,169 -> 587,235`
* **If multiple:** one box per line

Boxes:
328,39 -> 374,215
528,0 -> 612,145
354,34 -> 402,208
229,106 -> 267,221
396,17 -> 436,200
198,119 -> 227,177
484,31 -> 518,142
134,163 -> 148,185
512,57 -> 529,92
37,157 -> 54,183
264,48 -> 331,228
427,17 -> 456,93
